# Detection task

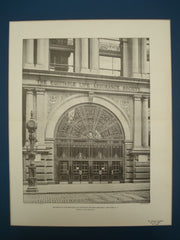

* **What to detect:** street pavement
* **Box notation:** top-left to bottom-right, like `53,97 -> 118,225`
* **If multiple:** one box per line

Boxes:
23,182 -> 150,204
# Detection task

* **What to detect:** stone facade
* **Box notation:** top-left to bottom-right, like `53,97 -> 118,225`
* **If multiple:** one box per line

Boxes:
22,38 -> 150,184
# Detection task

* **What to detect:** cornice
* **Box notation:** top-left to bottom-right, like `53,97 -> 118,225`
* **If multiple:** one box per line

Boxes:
23,69 -> 150,85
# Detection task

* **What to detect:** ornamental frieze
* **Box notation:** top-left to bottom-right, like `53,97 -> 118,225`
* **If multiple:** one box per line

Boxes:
99,41 -> 121,52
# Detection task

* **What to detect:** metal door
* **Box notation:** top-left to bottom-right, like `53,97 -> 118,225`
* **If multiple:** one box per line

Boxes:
72,161 -> 89,182
92,161 -> 108,182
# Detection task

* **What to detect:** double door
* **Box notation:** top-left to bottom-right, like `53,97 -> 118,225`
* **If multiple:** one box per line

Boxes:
72,161 -> 89,181
92,161 -> 108,181
58,160 -> 122,183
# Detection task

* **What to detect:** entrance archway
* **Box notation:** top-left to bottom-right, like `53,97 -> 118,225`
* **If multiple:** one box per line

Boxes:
54,103 -> 125,183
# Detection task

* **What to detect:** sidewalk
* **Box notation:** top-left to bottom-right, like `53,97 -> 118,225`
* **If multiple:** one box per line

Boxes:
24,182 -> 150,194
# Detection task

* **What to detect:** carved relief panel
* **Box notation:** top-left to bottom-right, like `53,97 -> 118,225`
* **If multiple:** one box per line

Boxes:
47,92 -> 75,115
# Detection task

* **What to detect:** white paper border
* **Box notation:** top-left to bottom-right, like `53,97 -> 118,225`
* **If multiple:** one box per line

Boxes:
9,20 -> 172,226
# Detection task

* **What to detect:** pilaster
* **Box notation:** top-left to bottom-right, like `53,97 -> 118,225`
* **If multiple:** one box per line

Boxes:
90,38 -> 99,73
142,95 -> 149,147
36,39 -> 49,70
36,88 -> 45,145
80,38 -> 89,73
75,38 -> 81,73
122,38 -> 129,77
133,94 -> 142,148
23,39 -> 34,69
132,38 -> 140,78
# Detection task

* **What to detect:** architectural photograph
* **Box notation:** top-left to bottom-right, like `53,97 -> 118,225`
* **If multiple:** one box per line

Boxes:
22,37 -> 150,204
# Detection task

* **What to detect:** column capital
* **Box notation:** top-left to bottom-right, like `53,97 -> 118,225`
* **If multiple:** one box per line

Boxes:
142,94 -> 150,100
122,38 -> 128,43
25,87 -> 34,93
35,88 -> 45,94
133,94 -> 142,100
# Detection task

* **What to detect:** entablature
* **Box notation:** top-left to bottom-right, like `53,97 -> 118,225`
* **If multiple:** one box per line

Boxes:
23,69 -> 150,95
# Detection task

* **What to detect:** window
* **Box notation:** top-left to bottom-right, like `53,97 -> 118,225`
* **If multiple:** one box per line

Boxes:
100,56 -> 121,76
99,38 -> 122,76
146,38 -> 150,75
49,38 -> 75,72
146,38 -> 150,62
33,39 -> 37,65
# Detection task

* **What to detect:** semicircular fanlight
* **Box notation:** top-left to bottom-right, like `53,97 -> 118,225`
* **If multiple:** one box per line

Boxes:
55,104 -> 124,140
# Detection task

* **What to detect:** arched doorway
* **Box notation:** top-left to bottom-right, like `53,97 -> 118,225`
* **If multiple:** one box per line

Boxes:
54,103 -> 125,183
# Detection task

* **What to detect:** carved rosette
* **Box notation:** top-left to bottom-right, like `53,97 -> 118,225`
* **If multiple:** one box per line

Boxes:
47,93 -> 75,115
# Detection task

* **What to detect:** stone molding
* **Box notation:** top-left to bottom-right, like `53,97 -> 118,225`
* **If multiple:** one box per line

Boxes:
133,94 -> 142,100
35,88 -> 45,94
45,94 -> 131,141
24,87 -> 34,93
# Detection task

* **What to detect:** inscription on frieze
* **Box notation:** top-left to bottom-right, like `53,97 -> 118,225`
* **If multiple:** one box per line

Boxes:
50,80 -> 140,93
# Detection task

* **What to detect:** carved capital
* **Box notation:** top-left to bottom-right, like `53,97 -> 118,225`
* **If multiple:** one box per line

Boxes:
25,87 -> 34,94
142,94 -> 150,101
133,94 -> 142,101
122,38 -> 128,44
35,88 -> 45,95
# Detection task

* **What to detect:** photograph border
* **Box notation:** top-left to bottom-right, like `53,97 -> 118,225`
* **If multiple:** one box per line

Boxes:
9,20 -> 172,227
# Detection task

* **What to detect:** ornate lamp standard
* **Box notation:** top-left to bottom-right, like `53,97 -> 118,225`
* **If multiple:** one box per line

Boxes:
25,112 -> 38,192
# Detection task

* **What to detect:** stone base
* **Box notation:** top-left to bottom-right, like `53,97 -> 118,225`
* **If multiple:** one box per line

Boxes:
124,179 -> 133,183
80,68 -> 90,74
133,179 -> 150,183
90,69 -> 99,74
138,155 -> 149,162
131,147 -> 150,153
26,186 -> 38,192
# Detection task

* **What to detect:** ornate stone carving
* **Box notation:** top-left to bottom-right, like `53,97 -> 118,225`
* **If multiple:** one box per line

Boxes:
99,40 -> 120,52
120,99 -> 130,117
107,95 -> 131,120
48,95 -> 58,114
88,91 -> 94,102
49,95 -> 57,104
47,93 -> 73,115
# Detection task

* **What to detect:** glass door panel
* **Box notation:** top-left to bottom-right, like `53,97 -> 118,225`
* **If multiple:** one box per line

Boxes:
112,161 -> 122,180
59,161 -> 69,182
81,161 -> 89,181
101,161 -> 108,180
92,161 -> 108,181
72,161 -> 81,181
72,161 -> 89,182
92,161 -> 100,181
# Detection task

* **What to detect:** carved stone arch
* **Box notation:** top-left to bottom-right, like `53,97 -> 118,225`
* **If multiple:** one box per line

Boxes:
45,94 -> 131,141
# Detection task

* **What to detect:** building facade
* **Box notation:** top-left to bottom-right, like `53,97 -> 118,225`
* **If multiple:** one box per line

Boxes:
22,38 -> 150,184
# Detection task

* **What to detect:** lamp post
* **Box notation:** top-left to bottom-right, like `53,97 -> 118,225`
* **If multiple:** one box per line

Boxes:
25,111 -> 38,192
